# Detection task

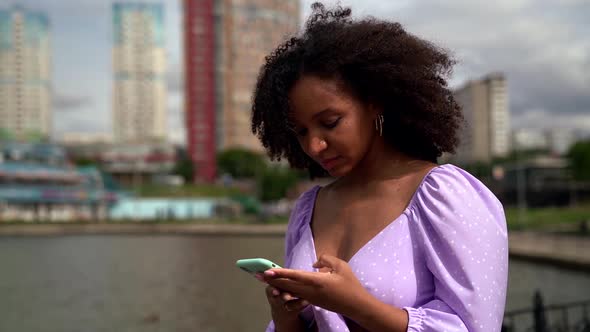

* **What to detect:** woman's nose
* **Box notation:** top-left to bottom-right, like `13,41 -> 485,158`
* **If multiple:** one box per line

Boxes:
307,136 -> 327,156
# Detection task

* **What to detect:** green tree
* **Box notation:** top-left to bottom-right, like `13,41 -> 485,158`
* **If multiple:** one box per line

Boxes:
463,161 -> 493,180
492,148 -> 550,164
257,166 -> 300,202
24,130 -> 47,143
0,128 -> 13,141
217,148 -> 267,178
567,140 -> 590,181
72,157 -> 98,167
173,157 -> 195,182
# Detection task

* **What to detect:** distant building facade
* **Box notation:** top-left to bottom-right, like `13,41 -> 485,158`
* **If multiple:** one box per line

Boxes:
453,73 -> 510,163
512,128 -> 549,151
112,3 -> 167,143
216,0 -> 299,151
546,128 -> 576,156
59,132 -> 114,145
62,141 -> 177,186
183,0 -> 299,182
0,6 -> 51,140
512,127 -> 577,156
98,142 -> 176,186
0,142 -> 116,222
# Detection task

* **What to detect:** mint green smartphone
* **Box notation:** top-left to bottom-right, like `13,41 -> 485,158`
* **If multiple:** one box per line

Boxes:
236,258 -> 282,275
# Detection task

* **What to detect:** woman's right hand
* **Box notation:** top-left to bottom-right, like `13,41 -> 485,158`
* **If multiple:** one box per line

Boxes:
256,273 -> 310,330
265,284 -> 310,313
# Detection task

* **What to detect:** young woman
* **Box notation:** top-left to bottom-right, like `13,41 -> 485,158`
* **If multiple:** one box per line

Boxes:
251,3 -> 508,332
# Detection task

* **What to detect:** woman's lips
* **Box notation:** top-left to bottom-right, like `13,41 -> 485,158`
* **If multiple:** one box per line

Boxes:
320,156 -> 341,169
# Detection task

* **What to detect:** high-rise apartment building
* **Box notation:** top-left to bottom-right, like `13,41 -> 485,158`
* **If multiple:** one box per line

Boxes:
218,0 -> 299,151
453,73 -> 510,164
0,6 -> 51,140
184,0 -> 216,182
184,0 -> 299,182
112,3 -> 167,143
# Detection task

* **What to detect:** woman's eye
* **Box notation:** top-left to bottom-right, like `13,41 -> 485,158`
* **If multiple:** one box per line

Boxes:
324,118 -> 341,129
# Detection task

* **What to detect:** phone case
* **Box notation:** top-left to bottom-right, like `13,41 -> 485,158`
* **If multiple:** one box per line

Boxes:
236,258 -> 282,274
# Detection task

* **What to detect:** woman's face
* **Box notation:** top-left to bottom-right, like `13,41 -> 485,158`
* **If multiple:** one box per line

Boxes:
288,75 -> 377,177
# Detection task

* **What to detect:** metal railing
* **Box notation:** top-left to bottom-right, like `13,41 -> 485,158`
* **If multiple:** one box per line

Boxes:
503,291 -> 590,332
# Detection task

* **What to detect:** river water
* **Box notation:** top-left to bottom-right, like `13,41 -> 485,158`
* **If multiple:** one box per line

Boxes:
0,235 -> 589,332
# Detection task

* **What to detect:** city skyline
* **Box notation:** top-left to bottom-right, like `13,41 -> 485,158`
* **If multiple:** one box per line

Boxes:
8,0 -> 590,144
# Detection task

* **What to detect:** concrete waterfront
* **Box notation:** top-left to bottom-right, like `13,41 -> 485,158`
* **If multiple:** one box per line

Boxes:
508,231 -> 590,271
0,222 -> 288,237
0,223 -> 588,270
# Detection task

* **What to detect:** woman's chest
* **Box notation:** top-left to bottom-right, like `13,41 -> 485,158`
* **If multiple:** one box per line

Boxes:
346,219 -> 431,307
290,218 -> 434,308
311,198 -> 410,264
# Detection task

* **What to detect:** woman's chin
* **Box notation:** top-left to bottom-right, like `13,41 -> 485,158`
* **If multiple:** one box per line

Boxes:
325,165 -> 350,178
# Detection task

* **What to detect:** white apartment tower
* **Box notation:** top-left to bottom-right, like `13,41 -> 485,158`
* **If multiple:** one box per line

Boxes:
112,3 -> 167,143
0,6 -> 51,140
453,73 -> 510,163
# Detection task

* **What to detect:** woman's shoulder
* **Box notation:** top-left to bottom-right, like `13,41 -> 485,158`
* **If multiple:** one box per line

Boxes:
421,163 -> 497,196
284,185 -> 321,253
286,185 -> 320,230
407,163 -> 508,262
408,163 -> 504,217
292,185 -> 321,216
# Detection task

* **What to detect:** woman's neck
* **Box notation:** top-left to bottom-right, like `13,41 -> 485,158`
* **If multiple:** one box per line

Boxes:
336,138 -> 434,189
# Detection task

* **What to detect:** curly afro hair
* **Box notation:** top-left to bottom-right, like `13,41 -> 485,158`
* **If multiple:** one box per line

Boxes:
251,2 -> 463,178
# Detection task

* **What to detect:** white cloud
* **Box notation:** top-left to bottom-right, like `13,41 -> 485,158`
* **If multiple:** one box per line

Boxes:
512,109 -> 590,131
302,0 -> 590,124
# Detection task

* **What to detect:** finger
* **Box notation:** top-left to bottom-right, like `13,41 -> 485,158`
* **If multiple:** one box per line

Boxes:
284,299 -> 310,312
254,273 -> 266,283
265,285 -> 281,298
281,292 -> 298,302
312,254 -> 343,271
264,268 -> 321,286
267,278 -> 311,297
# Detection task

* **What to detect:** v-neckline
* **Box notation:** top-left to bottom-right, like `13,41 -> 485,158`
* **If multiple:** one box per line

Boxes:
305,164 -> 443,266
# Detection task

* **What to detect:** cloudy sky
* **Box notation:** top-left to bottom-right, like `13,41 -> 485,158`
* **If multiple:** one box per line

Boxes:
13,0 -> 590,143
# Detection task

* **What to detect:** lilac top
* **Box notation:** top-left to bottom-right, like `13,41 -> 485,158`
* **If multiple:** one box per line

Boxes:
265,164 -> 508,332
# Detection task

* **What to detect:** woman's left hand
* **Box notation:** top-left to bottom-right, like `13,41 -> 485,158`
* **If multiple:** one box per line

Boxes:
263,254 -> 370,316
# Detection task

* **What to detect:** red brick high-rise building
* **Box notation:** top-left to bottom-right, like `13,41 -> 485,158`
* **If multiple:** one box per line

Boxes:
183,0 -> 299,183
183,0 -> 216,182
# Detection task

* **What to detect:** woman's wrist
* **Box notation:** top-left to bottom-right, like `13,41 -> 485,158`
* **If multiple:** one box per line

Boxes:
272,312 -> 306,332
344,291 -> 409,332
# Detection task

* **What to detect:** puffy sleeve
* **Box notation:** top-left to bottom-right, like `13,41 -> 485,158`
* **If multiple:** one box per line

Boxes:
404,165 -> 508,332
265,186 -> 319,332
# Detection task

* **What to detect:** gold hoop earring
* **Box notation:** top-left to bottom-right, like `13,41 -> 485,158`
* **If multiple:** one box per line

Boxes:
374,114 -> 384,136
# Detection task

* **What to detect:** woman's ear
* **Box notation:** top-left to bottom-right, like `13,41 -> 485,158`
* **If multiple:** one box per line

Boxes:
367,102 -> 381,118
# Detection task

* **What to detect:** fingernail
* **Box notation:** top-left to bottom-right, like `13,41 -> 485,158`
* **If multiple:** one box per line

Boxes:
264,270 -> 276,276
254,274 -> 265,282
272,289 -> 280,296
